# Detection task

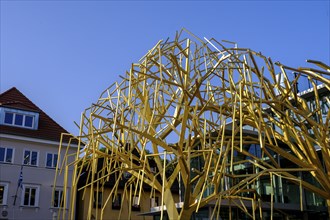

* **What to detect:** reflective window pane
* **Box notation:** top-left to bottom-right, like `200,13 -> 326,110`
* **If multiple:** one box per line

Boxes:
59,191 -> 63,206
46,154 -> 52,167
24,188 -> 30,205
4,112 -> 13,124
0,185 -> 4,205
53,154 -> 58,168
14,114 -> 23,126
24,116 -> 33,127
30,188 -> 36,206
6,148 -> 13,163
0,148 -> 5,162
24,151 -> 30,165
31,152 -> 38,165
54,190 -> 59,207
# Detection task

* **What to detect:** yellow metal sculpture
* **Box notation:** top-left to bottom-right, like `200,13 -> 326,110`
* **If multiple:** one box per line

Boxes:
55,30 -> 330,219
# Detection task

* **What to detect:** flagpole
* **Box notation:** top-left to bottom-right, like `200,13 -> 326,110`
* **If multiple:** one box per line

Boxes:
13,155 -> 29,206
13,164 -> 23,206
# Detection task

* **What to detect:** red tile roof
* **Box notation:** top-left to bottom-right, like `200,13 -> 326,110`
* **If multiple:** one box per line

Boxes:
0,87 -> 75,144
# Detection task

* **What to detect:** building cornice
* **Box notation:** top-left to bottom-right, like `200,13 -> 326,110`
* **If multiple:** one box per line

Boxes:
0,133 -> 78,148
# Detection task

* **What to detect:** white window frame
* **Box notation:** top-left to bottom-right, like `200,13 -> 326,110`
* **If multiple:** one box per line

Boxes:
132,195 -> 140,211
21,184 -> 40,207
23,149 -> 39,166
150,196 -> 159,208
0,147 -> 14,163
0,107 -> 39,130
45,152 -> 58,168
52,188 -> 66,208
0,182 -> 9,205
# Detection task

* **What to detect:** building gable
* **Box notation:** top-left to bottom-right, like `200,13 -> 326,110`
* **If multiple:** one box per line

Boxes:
0,87 -> 70,142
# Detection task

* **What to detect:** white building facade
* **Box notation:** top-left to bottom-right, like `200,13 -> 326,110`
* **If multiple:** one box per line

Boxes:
0,87 -> 77,220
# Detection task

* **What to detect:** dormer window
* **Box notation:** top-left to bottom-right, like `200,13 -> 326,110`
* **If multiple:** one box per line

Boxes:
0,107 -> 39,130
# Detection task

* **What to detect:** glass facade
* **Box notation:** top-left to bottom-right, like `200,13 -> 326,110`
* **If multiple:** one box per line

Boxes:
178,139 -> 328,219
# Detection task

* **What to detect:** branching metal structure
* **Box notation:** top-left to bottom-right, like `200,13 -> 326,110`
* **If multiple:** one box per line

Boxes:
56,30 -> 330,220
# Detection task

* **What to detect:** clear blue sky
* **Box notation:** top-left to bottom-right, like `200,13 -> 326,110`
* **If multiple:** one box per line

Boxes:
1,0 -> 329,135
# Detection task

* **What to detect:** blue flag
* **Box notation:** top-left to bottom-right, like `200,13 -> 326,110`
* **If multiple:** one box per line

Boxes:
18,166 -> 23,188
13,166 -> 24,206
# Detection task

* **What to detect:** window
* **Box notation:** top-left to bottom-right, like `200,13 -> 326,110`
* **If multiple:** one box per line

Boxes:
52,189 -> 64,208
23,150 -> 38,166
46,153 -> 58,168
25,115 -> 33,127
150,196 -> 159,207
93,191 -> 103,208
0,147 -> 14,163
0,183 -> 9,205
22,185 -> 39,207
132,196 -> 140,211
0,107 -> 39,130
14,113 -> 23,126
5,112 -> 33,128
321,96 -> 329,115
112,193 -> 121,210
4,112 -> 13,124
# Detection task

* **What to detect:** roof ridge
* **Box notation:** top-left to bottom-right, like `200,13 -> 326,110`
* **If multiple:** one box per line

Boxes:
0,87 -> 18,97
0,87 -> 71,141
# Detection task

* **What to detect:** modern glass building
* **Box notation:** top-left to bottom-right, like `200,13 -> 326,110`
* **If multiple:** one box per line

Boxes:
142,83 -> 330,220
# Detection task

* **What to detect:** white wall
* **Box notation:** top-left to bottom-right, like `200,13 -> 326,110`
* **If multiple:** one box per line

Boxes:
0,135 -> 77,220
